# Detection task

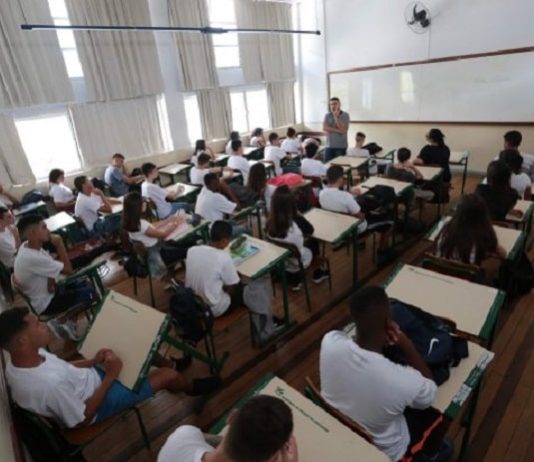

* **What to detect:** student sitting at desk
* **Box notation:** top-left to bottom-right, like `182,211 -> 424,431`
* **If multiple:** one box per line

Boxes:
504,130 -> 534,179
266,186 -> 328,289
74,176 -> 122,237
190,153 -> 230,186
346,132 -> 370,158
104,153 -> 143,197
498,149 -> 532,200
320,286 -> 451,462
141,163 -> 192,219
159,395 -> 298,462
301,143 -> 328,178
191,139 -> 215,166
281,127 -> 303,155
0,207 -> 20,269
414,128 -> 451,183
265,132 -> 292,176
225,131 -> 240,155
48,169 -> 76,212
0,307 -> 221,429
0,183 -> 19,208
228,140 -> 251,184
249,127 -> 266,148
436,194 -> 506,265
230,163 -> 275,209
386,148 -> 434,201
475,160 -> 522,222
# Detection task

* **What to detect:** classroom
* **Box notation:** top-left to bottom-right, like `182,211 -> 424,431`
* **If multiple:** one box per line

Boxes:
0,0 -> 533,461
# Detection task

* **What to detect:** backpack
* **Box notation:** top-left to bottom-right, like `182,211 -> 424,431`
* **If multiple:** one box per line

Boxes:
229,183 -> 260,207
268,173 -> 304,188
91,177 -> 107,192
20,189 -> 44,206
384,300 -> 469,385
356,185 -> 396,214
498,252 -> 534,297
123,255 -> 148,278
169,284 -> 210,342
362,142 -> 383,155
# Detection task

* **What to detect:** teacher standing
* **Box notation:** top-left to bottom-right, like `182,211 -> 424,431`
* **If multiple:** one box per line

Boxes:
322,97 -> 350,162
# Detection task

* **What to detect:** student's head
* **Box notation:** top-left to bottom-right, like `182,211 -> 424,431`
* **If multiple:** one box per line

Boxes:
121,192 -> 143,232
141,162 -> 158,180
305,143 -> 319,159
230,131 -> 240,142
210,220 -> 232,248
326,165 -> 345,187
286,127 -> 296,138
0,308 -> 52,353
349,286 -> 390,344
251,127 -> 264,138
194,139 -> 206,152
74,175 -> 92,194
17,214 -> 50,243
231,139 -> 243,155
486,160 -> 511,191
355,132 -> 366,147
397,147 -> 412,163
204,172 -> 220,192
499,149 -> 523,174
0,207 -> 14,228
329,97 -> 341,112
266,186 -> 296,238
111,153 -> 125,167
197,153 -> 212,168
224,395 -> 294,462
248,163 -> 267,194
268,132 -> 280,146
504,130 -> 522,149
49,168 -> 65,184
426,128 -> 445,146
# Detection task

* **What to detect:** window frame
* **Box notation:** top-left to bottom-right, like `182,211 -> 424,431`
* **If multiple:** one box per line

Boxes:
229,85 -> 271,134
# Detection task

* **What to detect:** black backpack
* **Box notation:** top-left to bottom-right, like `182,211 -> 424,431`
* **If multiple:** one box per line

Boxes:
20,189 -> 44,206
356,185 -> 396,214
169,285 -> 211,342
498,252 -> 534,297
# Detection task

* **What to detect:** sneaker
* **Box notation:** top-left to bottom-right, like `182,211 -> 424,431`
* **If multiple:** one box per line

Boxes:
172,355 -> 192,372
190,376 -> 222,396
291,282 -> 302,291
312,269 -> 330,284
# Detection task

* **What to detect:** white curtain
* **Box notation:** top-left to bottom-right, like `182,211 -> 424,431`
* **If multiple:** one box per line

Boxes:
0,114 -> 35,186
235,0 -> 295,83
65,0 -> 163,101
268,81 -> 295,128
197,88 -> 232,140
168,0 -> 218,91
0,0 -> 73,108
70,96 -> 171,167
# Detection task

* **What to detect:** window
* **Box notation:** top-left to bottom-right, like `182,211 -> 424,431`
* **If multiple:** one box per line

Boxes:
183,94 -> 203,144
156,96 -> 174,151
48,0 -> 84,78
207,0 -> 240,68
15,112 -> 82,180
230,87 -> 270,133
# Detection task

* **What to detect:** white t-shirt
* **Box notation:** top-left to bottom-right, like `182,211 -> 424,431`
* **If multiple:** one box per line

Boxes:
185,245 -> 240,316
320,331 -> 437,462
0,227 -> 17,268
74,193 -> 103,231
281,137 -> 301,154
49,183 -> 75,204
128,219 -> 158,248
142,181 -> 171,219
320,188 -> 360,215
270,222 -> 312,273
250,136 -> 263,147
225,140 -> 234,155
6,349 -> 101,428
195,187 -> 236,222
264,146 -> 288,176
14,242 -> 63,313
158,425 -> 214,462
520,152 -> 534,178
228,155 -> 250,184
346,147 -> 370,158
510,172 -> 531,197
301,158 -> 328,177
190,167 -> 208,186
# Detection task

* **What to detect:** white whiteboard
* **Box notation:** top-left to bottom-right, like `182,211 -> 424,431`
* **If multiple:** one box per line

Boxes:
330,52 -> 534,122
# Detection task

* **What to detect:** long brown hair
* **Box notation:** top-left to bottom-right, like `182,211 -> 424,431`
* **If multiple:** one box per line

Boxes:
248,163 -> 267,196
437,194 -> 498,264
266,186 -> 296,239
121,192 -> 143,232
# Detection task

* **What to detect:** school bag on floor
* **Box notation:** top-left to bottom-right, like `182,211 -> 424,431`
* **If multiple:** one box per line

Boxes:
169,284 -> 210,343
384,299 -> 469,385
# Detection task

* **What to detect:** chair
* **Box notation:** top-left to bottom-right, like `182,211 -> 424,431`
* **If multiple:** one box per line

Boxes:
129,240 -> 157,307
12,403 -> 149,462
0,260 -> 14,302
421,252 -> 483,283
304,376 -> 374,444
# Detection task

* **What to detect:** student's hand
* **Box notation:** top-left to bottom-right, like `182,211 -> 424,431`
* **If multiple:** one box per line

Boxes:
93,348 -> 113,364
350,186 -> 363,196
93,188 -> 105,197
280,435 -> 299,462
385,319 -> 401,345
103,351 -> 123,379
510,209 -> 523,218
49,233 -> 63,247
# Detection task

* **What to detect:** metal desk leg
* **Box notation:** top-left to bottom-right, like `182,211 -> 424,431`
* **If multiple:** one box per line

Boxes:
458,381 -> 482,462
256,207 -> 263,239
278,261 -> 290,327
352,228 -> 359,288
461,157 -> 468,195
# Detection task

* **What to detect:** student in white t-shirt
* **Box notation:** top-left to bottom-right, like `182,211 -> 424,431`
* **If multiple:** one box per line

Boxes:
265,132 -> 291,176
48,169 -> 75,212
140,163 -> 192,219
281,127 -> 303,155
504,130 -> 534,179
189,153 -> 231,186
0,207 -> 20,269
191,139 -> 215,166
0,307 -> 221,428
74,175 -> 122,237
225,131 -> 241,155
499,149 -> 532,199
228,140 -> 251,184
158,395 -> 298,462
249,127 -> 266,148
301,143 -> 328,178
346,131 -> 370,158
320,286 -> 451,462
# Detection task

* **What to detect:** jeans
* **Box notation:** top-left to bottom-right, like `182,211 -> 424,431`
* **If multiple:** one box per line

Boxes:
161,202 -> 193,219
323,147 -> 346,163
90,214 -> 121,238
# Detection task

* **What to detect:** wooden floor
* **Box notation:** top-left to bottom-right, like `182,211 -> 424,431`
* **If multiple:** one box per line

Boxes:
66,171 -> 534,462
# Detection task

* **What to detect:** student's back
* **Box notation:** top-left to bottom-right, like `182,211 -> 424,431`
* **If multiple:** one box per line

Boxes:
475,160 -> 518,221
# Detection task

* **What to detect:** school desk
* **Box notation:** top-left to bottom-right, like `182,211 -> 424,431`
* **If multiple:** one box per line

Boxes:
449,151 -> 470,194
326,159 -> 355,186
13,200 -> 48,218
232,203 -> 263,239
44,211 -> 75,233
243,146 -> 263,159
304,208 -> 363,288
210,374 -> 388,462
426,216 -> 525,261
214,153 -> 229,166
158,163 -> 192,186
164,183 -> 200,203
164,216 -> 210,244
505,199 -> 534,232
98,196 -> 123,217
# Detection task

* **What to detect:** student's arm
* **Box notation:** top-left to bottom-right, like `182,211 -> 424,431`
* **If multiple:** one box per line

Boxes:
147,216 -> 185,239
93,189 -> 113,214
524,187 -> 532,201
496,245 -> 507,260
413,157 -> 424,165
0,185 -> 19,206
206,146 -> 215,159
71,348 -> 112,368
123,174 -> 144,185
10,225 -> 20,250
50,233 -> 73,275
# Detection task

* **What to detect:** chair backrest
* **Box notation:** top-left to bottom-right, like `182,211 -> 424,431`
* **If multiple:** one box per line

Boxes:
304,376 -> 374,444
265,236 -> 302,261
421,252 -> 482,283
